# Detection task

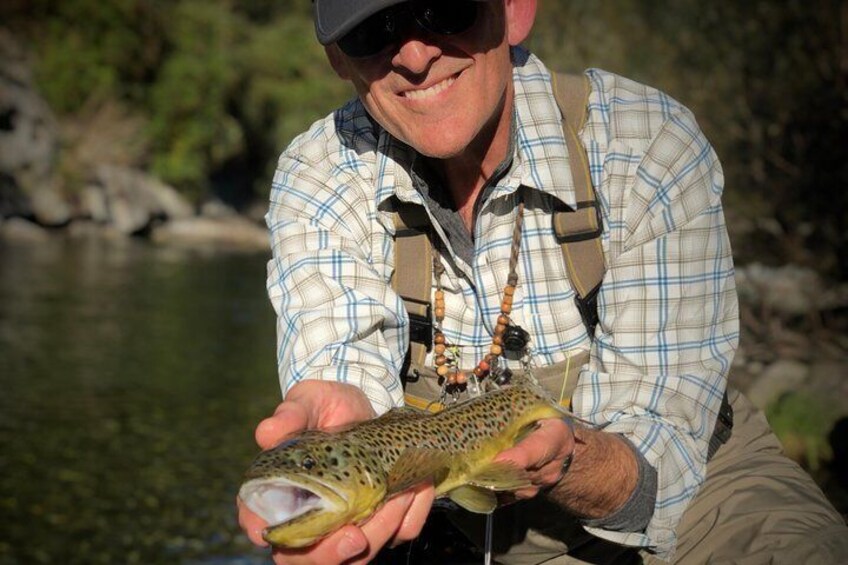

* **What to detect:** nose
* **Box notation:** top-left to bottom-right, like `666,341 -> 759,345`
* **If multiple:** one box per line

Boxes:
391,36 -> 442,76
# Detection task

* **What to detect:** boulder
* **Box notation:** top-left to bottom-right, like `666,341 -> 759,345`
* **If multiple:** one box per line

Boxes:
0,30 -> 60,218
151,216 -> 269,251
746,359 -> 809,410
30,184 -> 71,226
735,263 -> 823,317
0,217 -> 50,242
93,164 -> 193,234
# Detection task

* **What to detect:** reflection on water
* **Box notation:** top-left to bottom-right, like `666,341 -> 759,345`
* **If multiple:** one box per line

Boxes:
0,235 -> 280,564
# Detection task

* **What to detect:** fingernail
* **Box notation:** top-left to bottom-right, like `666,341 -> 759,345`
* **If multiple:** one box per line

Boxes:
337,531 -> 366,560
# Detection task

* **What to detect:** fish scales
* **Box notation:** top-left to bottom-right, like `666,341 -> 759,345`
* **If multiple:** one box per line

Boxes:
239,378 -> 566,548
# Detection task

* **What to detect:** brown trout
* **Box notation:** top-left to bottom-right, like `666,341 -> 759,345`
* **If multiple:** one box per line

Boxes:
238,378 -> 569,548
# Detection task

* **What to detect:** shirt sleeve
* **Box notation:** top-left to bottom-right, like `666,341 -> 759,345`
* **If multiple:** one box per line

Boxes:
574,103 -> 739,559
265,127 -> 408,413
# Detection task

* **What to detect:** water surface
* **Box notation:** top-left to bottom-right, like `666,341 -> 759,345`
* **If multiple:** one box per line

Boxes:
0,235 -> 280,564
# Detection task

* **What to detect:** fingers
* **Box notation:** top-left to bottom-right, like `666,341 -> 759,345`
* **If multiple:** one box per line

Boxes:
255,402 -> 309,450
389,484 -> 436,547
267,491 -> 422,565
350,490 -> 419,564
270,524 -> 369,565
236,496 -> 269,548
494,418 -> 574,496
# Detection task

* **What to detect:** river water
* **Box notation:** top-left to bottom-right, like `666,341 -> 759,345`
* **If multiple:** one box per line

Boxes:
0,235 -> 280,564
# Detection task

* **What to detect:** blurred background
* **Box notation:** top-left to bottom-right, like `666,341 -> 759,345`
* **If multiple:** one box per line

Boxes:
1,0 -> 846,563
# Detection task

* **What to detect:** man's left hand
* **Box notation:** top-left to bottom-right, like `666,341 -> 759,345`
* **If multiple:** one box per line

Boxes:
494,417 -> 576,499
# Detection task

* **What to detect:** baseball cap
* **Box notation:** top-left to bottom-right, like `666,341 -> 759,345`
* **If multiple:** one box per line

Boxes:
314,0 -> 408,45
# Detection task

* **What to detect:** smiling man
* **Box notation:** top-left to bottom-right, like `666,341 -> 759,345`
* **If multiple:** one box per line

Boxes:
238,1 -> 848,563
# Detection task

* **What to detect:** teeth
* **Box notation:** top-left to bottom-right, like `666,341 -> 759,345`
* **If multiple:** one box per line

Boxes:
404,76 -> 455,100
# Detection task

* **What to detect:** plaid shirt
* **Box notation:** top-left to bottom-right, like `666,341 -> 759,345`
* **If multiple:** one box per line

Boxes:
266,47 -> 738,559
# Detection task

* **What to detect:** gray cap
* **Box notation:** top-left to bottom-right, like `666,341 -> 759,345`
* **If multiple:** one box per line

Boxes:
313,0 -> 407,45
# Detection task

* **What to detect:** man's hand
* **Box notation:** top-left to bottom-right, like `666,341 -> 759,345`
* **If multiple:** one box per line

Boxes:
495,418 -> 639,520
494,417 -> 576,499
236,380 -> 436,564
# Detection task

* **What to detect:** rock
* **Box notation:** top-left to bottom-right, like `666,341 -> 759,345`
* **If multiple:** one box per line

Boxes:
0,30 -> 60,216
150,216 -> 269,252
30,185 -> 71,226
0,172 -> 31,218
79,184 -> 110,223
94,165 -> 193,234
199,198 -> 237,219
746,359 -> 810,410
0,217 -> 50,242
735,263 -> 824,317
244,199 -> 269,224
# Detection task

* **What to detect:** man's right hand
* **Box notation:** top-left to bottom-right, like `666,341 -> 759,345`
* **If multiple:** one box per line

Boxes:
236,380 -> 436,564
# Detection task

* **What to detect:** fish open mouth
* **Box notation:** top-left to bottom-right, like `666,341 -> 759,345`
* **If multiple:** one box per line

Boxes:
239,478 -> 339,527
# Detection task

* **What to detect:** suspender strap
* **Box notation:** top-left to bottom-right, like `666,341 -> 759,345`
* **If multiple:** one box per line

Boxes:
390,202 -> 433,369
550,72 -> 605,337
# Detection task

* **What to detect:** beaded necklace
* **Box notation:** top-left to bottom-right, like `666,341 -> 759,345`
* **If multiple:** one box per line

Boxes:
431,198 -> 525,394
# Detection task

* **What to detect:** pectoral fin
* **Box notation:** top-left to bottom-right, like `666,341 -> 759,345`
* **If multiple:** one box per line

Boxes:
468,460 -> 531,491
447,485 -> 498,514
387,448 -> 451,495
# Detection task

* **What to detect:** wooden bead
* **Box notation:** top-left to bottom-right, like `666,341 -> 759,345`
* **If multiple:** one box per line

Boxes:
497,314 -> 510,326
436,365 -> 449,377
447,372 -> 456,385
494,323 -> 506,336
504,285 -> 516,296
435,290 -> 444,302
434,333 -> 446,345
478,360 -> 490,372
490,344 -> 503,356
473,366 -> 484,377
493,335 -> 503,346
435,354 -> 447,366
434,343 -> 446,355
434,307 -> 445,320
455,371 -> 467,385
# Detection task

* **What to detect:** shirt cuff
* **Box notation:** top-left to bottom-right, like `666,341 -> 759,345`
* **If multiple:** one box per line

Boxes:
581,435 -> 657,533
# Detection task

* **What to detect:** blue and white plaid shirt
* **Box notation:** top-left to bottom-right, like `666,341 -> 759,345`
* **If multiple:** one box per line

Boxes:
266,47 -> 739,558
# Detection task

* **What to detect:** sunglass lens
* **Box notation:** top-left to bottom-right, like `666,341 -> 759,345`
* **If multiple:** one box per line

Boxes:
414,0 -> 478,35
337,10 -> 397,58
337,1 -> 479,58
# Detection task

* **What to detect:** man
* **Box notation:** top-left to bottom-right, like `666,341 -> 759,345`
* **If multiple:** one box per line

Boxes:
238,1 -> 848,563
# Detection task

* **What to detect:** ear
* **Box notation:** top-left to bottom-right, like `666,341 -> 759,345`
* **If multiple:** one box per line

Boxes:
504,0 -> 537,46
325,45 -> 352,80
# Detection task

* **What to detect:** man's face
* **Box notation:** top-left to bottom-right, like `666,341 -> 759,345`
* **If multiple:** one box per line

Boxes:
327,1 -> 523,160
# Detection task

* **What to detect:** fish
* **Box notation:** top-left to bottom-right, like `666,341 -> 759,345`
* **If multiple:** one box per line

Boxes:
238,377 -> 570,548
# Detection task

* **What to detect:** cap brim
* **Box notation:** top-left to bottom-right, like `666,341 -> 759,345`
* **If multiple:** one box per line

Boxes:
314,0 -> 407,45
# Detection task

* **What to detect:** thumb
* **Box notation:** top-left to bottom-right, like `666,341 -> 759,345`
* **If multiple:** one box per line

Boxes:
254,401 -> 309,450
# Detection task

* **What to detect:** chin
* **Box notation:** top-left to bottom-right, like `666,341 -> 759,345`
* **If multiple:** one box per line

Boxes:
409,132 -> 474,160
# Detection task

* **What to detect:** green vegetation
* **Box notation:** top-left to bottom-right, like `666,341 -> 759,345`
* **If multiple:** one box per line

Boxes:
766,391 -> 839,472
5,1 -> 846,276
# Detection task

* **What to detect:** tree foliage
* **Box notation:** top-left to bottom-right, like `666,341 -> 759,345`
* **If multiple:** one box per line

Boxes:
4,0 -> 846,276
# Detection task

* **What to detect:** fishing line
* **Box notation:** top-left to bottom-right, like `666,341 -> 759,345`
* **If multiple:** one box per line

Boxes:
558,352 -> 572,406
484,512 -> 493,565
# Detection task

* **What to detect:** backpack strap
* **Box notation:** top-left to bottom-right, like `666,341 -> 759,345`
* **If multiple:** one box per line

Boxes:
390,202 -> 433,370
550,72 -> 605,338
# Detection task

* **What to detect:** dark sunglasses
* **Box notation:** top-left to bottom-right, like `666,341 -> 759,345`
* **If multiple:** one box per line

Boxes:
337,0 -> 481,58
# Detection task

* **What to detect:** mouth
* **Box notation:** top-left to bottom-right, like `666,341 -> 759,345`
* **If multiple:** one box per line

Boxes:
239,478 -> 341,528
402,72 -> 460,101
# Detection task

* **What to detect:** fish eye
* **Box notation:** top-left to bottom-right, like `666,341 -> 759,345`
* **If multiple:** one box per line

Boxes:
301,455 -> 316,470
